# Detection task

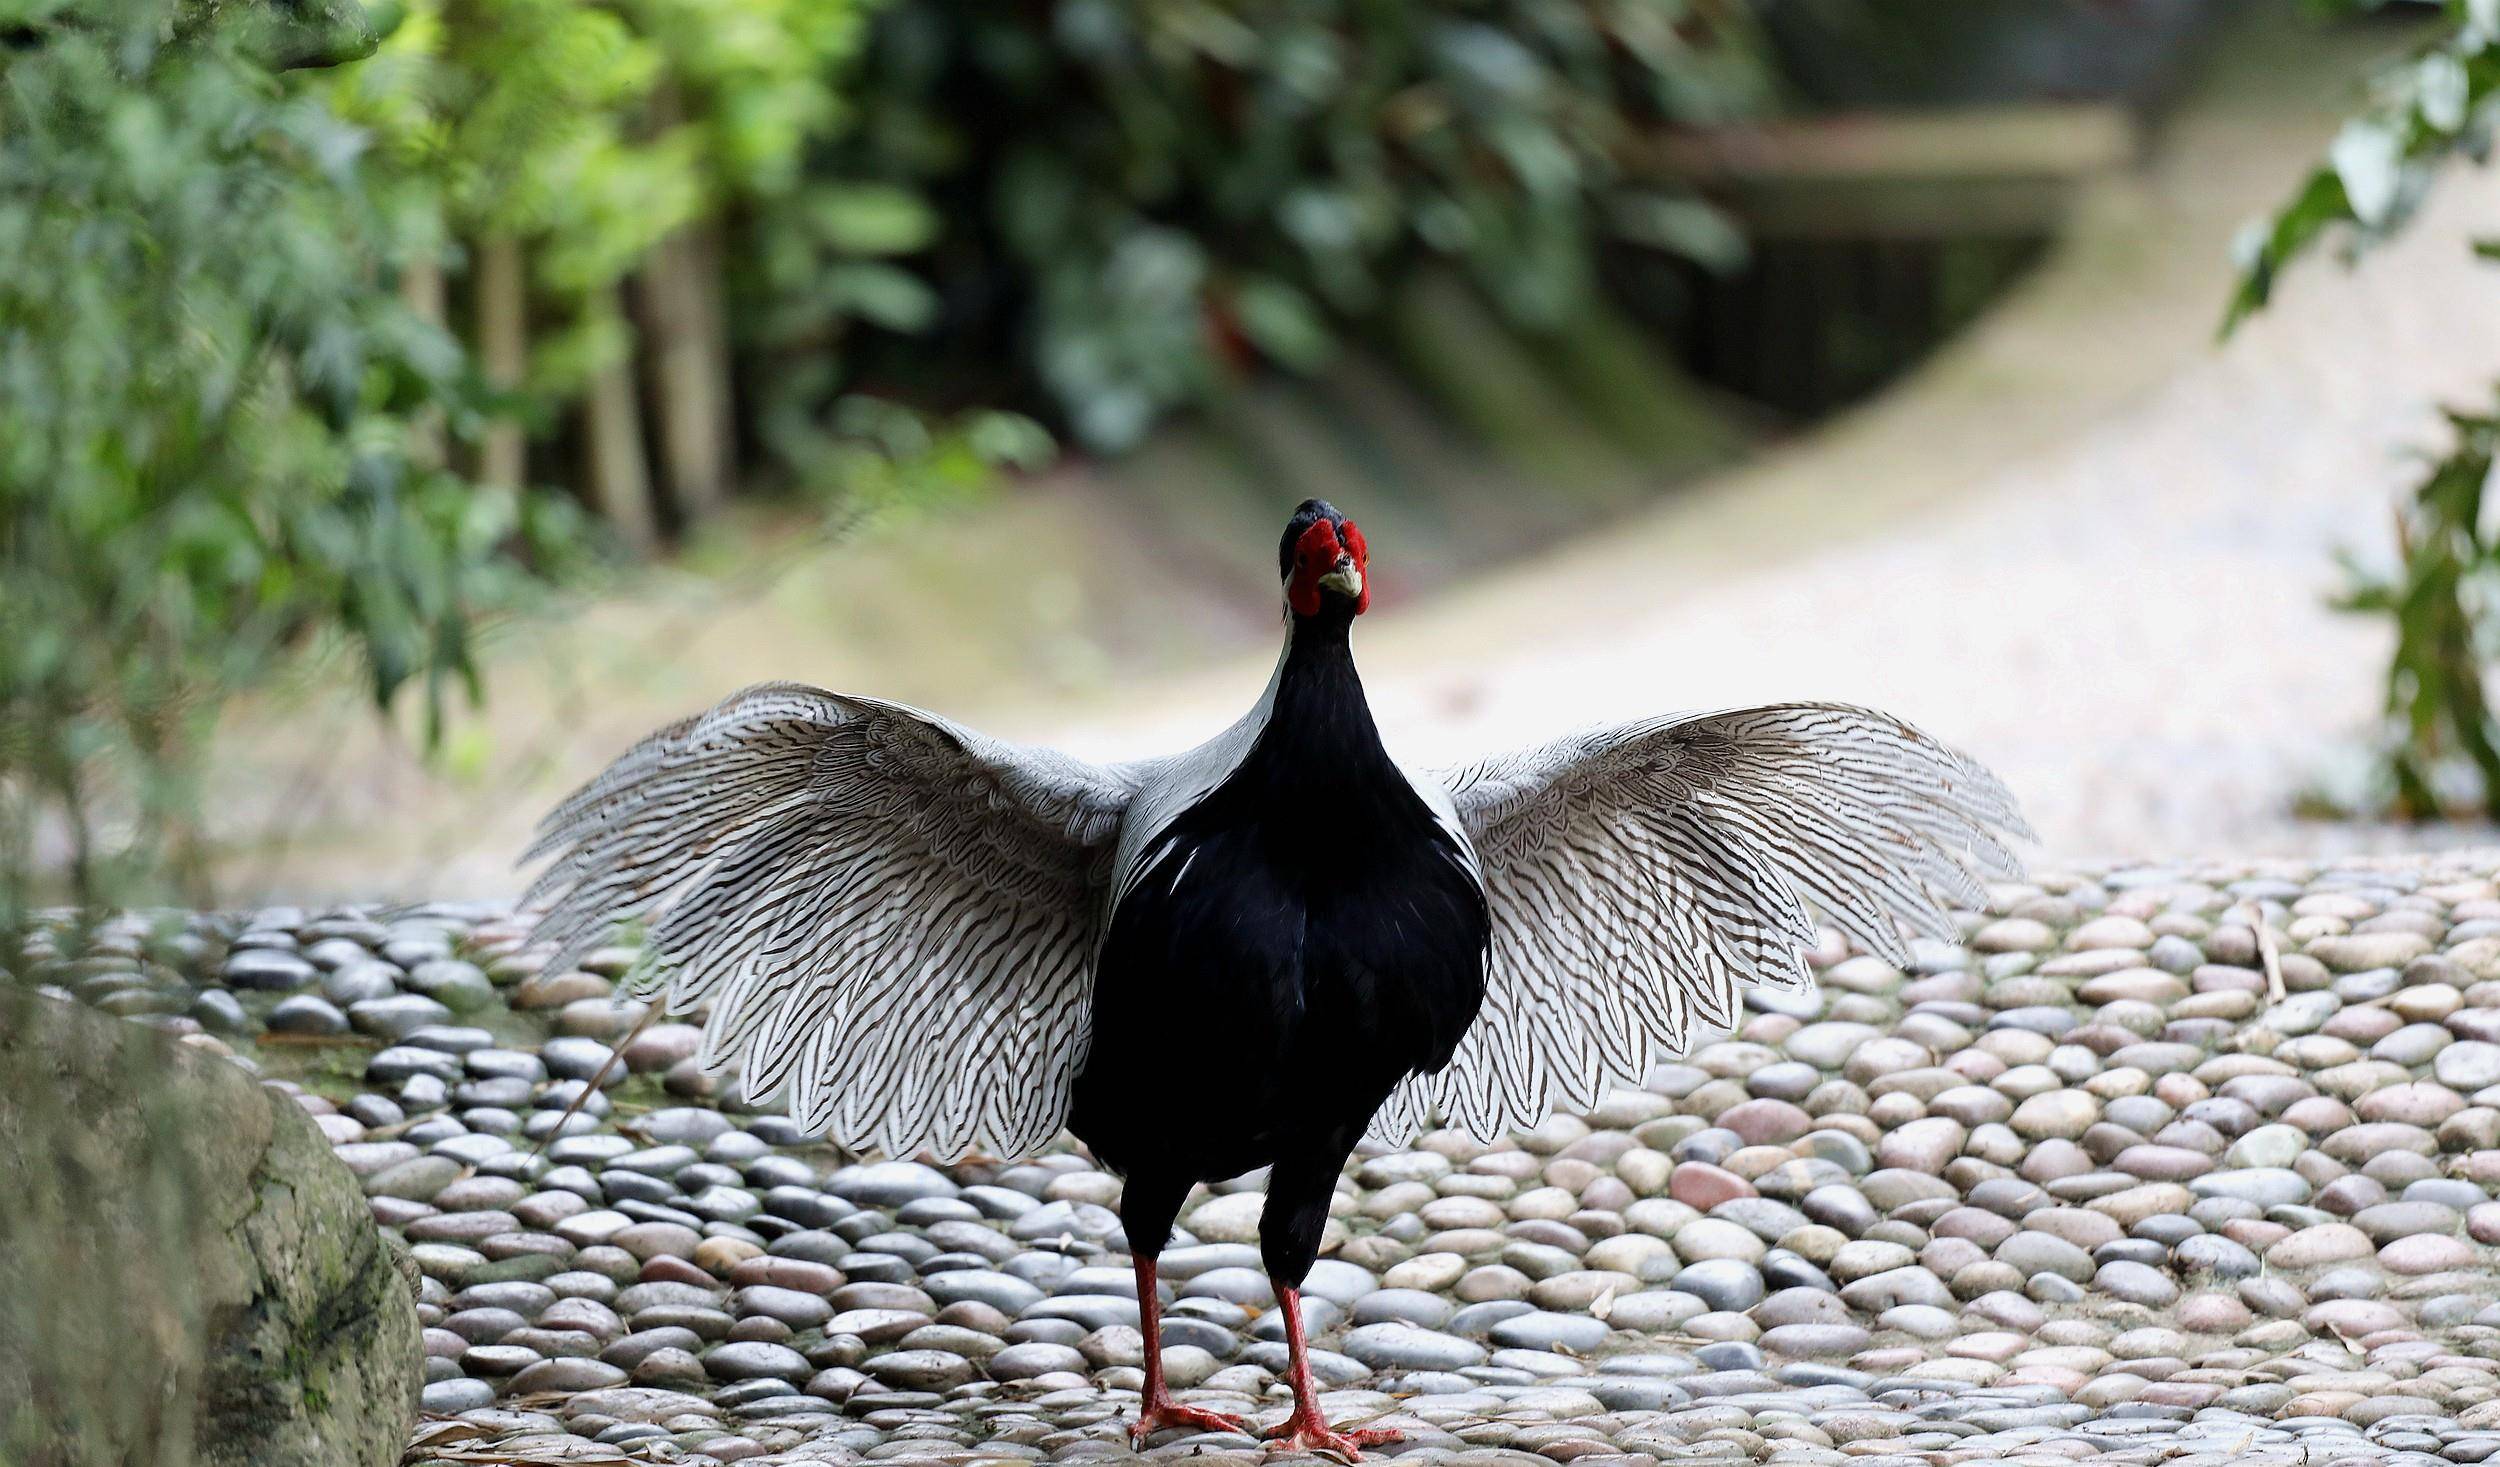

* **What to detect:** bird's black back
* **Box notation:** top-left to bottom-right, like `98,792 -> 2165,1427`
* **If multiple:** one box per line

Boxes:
1069,600 -> 1489,1275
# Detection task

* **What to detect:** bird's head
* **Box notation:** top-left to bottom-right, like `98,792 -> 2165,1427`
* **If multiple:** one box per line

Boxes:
1280,499 -> 1369,621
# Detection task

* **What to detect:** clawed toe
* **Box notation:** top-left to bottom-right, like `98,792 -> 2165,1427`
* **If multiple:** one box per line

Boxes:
1259,1415 -> 1401,1459
1129,1402 -> 1251,1444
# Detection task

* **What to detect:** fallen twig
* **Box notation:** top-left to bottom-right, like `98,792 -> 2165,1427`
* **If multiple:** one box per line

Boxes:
2241,901 -> 2286,1003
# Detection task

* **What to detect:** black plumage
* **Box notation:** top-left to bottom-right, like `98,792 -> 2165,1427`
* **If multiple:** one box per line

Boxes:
1068,499 -> 1490,1450
1071,521 -> 1490,1276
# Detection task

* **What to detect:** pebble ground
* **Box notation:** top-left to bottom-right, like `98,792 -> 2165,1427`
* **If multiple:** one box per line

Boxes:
21,853 -> 2500,1465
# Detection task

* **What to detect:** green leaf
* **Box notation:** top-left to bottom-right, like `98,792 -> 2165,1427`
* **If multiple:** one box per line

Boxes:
2222,167 -> 2352,335
822,261 -> 941,331
1231,277 -> 1334,372
807,183 -> 939,256
1608,192 -> 1748,274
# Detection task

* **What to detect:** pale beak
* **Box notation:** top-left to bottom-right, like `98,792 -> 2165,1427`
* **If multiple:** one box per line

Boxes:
1318,556 -> 1363,600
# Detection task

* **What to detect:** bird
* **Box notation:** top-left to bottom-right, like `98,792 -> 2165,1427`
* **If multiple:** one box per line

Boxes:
521,497 -> 2028,1457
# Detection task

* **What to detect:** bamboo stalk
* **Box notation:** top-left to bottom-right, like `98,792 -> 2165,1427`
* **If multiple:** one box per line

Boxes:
638,222 -> 735,524
584,287 -> 659,554
476,233 -> 528,489
399,255 -> 448,467
636,79 -> 735,527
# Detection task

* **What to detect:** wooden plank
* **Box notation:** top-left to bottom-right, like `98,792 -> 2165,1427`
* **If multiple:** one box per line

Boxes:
1633,103 -> 2138,239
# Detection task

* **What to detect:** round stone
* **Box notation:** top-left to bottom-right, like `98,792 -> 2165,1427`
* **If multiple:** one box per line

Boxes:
1671,1259 -> 1765,1313
986,1342 -> 1086,1380
865,1349 -> 973,1391
1674,1218 -> 1766,1265
1486,1310 -> 1609,1353
507,1357 -> 627,1393
2095,1260 -> 2179,1307
703,1340 -> 810,1383
1341,1323 -> 1487,1371
2011,1091 -> 2098,1140
2436,1041 -> 2500,1091
266,995 -> 349,1036
222,949 -> 316,991
2265,1223 -> 2375,1269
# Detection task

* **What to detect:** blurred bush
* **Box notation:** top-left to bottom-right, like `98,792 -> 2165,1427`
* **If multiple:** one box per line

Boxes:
0,0 -> 581,916
838,0 -> 1773,451
2229,0 -> 2500,820
322,0 -> 993,541
319,0 -> 1776,515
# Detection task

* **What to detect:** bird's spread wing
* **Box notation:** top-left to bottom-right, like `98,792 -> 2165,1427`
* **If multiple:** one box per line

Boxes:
521,682 -> 1138,1160
1370,703 -> 2029,1145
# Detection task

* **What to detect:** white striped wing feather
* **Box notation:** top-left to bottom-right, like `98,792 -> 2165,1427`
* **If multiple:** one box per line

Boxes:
1370,703 -> 2028,1144
521,683 -> 1137,1160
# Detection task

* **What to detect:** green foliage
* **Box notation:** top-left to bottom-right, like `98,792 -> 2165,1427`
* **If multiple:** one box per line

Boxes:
0,0 -> 579,915
324,0 -> 1007,499
2230,0 -> 2500,818
841,0 -> 1772,450
2225,0 -> 2500,331
2334,399 -> 2500,818
329,0 -> 712,389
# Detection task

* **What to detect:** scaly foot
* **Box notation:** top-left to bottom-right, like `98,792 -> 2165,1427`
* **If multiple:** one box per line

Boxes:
1260,1411 -> 1401,1460
1129,1400 -> 1250,1446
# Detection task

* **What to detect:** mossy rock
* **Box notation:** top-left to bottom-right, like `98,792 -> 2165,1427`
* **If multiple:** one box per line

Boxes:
0,988 -> 420,1467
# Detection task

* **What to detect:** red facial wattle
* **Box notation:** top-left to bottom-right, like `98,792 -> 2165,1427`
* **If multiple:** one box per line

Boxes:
1288,518 -> 1369,618
1339,520 -> 1369,614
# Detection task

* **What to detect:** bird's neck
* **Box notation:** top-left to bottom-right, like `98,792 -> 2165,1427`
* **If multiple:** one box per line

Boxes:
1256,611 -> 1386,773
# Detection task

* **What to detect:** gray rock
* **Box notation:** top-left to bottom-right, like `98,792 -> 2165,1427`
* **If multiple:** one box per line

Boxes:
507,1357 -> 628,1393
703,1341 -> 811,1383
2353,1200 -> 2459,1244
925,1270 -> 1043,1316
1486,1310 -> 1610,1353
349,995 -> 455,1043
1350,1288 -> 1454,1328
419,1379 -> 495,1413
190,989 -> 251,1033
323,963 -> 402,1007
1836,1266 -> 1952,1312
986,1342 -> 1088,1380
223,949 -> 317,991
267,995 -> 350,1036
866,1349 -> 974,1391
1026,1295 -> 1140,1331
1996,1232 -> 2096,1282
826,1161 -> 958,1207
540,1037 -> 618,1083
2095,1260 -> 2179,1306
463,1049 -> 545,1085
1673,1258 -> 1766,1312
1341,1323 -> 1488,1371
403,1024 -> 493,1056
1759,1323 -> 1870,1358
366,1155 -> 464,1203
404,960 -> 495,1013
643,1108 -> 736,1146
2188,1168 -> 2311,1208
602,1327 -> 705,1369
1005,1200 -> 1120,1245
733,1285 -> 833,1329
0,992 -> 420,1467
2435,1041 -> 2500,1091
2175,1235 -> 2261,1279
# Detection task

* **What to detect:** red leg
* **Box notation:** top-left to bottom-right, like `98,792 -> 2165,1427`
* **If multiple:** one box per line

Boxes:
1127,1252 -> 1248,1445
1261,1282 -> 1401,1459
